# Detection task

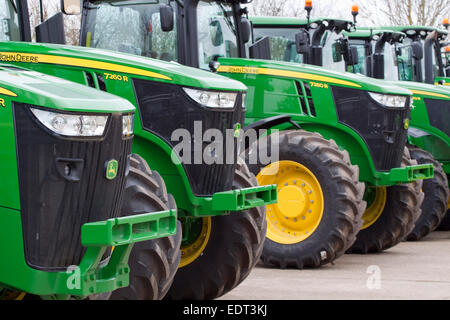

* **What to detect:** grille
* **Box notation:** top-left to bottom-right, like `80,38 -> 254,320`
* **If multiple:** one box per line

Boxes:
133,79 -> 243,196
424,98 -> 450,136
14,103 -> 132,271
332,87 -> 410,171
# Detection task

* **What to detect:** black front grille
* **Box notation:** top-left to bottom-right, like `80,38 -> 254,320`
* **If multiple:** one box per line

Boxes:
133,79 -> 243,196
424,98 -> 450,136
14,103 -> 132,271
332,87 -> 410,171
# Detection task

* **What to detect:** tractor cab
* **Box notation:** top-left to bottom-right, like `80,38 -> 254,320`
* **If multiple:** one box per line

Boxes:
80,0 -> 246,69
382,26 -> 448,84
0,0 -> 27,42
250,16 -> 356,72
344,28 -> 406,81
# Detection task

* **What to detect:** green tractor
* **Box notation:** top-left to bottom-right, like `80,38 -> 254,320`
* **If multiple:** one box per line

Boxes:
250,10 -> 450,240
1,0 -> 277,300
67,0 -> 432,269
0,0 -> 183,300
344,26 -> 450,238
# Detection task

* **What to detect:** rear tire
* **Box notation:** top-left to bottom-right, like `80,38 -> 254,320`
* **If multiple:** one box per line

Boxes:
406,147 -> 449,240
246,130 -> 365,269
165,159 -> 266,300
109,154 -> 181,300
348,148 -> 423,253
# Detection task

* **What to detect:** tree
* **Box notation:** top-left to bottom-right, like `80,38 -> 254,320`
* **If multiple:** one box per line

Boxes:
354,0 -> 450,27
248,0 -> 352,19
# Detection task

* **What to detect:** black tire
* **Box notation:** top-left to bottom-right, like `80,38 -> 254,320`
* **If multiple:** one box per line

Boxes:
165,158 -> 266,300
109,154 -> 181,300
406,147 -> 449,240
437,209 -> 450,231
245,130 -> 365,269
348,148 -> 423,253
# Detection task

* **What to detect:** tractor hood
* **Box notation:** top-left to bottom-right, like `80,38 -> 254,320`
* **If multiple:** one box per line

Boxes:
0,42 -> 247,92
0,64 -> 135,113
218,57 -> 412,96
389,80 -> 450,100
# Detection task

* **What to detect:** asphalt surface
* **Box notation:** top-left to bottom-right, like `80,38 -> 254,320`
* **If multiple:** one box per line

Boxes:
220,231 -> 450,300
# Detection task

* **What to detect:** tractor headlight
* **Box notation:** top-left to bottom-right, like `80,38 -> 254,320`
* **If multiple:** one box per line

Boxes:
30,108 -> 108,137
368,92 -> 408,108
122,114 -> 134,137
183,88 -> 237,109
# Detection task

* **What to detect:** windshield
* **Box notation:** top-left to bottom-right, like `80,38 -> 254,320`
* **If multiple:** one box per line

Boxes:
382,42 -> 399,81
253,27 -> 303,63
196,1 -> 238,70
397,38 -> 414,81
82,1 -> 177,61
322,31 -> 346,72
347,41 -> 367,76
0,0 -> 20,41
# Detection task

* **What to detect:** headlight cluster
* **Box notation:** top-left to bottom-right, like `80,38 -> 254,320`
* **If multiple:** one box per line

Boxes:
31,108 -> 108,137
368,92 -> 408,108
183,88 -> 238,109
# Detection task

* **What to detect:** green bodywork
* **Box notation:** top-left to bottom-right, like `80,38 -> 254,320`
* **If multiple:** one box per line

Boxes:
216,14 -> 434,186
217,57 -> 432,186
0,42 -> 277,218
0,65 -> 178,298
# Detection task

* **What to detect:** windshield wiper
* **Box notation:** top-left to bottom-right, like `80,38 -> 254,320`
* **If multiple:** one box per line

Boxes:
8,0 -> 18,13
218,3 -> 236,35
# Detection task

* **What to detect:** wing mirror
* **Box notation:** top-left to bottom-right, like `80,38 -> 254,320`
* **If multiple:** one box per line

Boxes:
411,41 -> 423,60
241,18 -> 252,44
159,4 -> 174,32
60,0 -> 81,15
295,30 -> 310,54
346,46 -> 359,66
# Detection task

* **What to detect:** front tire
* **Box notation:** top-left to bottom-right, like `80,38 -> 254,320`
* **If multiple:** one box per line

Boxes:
246,130 -> 365,269
109,154 -> 181,300
348,148 -> 424,253
406,147 -> 449,240
165,159 -> 266,300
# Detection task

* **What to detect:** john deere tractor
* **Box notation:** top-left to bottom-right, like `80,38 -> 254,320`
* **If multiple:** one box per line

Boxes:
2,0 -> 278,300
69,0 -> 433,270
0,0 -> 184,300
344,25 -> 450,238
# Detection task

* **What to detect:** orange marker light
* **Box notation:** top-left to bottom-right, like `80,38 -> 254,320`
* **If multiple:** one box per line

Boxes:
305,0 -> 313,9
352,5 -> 359,14
443,18 -> 449,28
445,46 -> 450,53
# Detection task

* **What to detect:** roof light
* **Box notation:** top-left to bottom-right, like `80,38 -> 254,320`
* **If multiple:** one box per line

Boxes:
443,18 -> 449,28
305,0 -> 313,10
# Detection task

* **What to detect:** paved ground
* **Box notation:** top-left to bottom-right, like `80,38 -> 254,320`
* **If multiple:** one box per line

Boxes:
220,231 -> 450,300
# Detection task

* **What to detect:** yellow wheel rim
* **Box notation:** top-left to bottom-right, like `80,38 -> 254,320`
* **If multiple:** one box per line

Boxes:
1,290 -> 26,300
361,187 -> 387,230
179,217 -> 211,268
257,160 -> 324,245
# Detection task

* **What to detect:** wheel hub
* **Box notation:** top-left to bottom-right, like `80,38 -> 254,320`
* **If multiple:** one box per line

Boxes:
257,161 -> 324,245
179,217 -> 211,268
